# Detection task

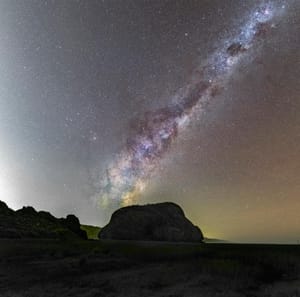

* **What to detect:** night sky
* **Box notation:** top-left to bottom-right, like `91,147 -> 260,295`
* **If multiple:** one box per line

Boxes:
0,0 -> 299,243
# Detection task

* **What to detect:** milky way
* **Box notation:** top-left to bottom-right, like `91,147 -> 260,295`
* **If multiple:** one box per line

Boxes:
97,2 -> 287,208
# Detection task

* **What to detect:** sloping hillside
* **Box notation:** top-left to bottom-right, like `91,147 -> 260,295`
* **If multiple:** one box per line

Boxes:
81,224 -> 101,239
0,200 -> 87,240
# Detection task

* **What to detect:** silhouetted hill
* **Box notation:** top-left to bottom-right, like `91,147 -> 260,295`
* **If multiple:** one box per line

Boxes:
0,200 -> 87,240
99,202 -> 203,242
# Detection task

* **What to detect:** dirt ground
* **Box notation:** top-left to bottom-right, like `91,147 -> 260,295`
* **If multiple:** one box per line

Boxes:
1,240 -> 300,297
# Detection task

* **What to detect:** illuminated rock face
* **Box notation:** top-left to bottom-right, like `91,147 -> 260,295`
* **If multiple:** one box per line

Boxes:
99,202 -> 203,242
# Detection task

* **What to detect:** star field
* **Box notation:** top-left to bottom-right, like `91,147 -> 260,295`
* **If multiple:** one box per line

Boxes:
0,0 -> 299,243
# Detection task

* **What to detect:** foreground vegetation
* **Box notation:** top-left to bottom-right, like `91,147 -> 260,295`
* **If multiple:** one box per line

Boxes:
1,239 -> 300,296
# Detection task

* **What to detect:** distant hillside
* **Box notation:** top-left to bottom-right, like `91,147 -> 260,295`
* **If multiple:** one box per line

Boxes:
0,200 -> 87,240
204,237 -> 229,243
81,225 -> 101,240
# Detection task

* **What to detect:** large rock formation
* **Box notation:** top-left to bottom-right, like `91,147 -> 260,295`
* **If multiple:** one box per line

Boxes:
0,200 -> 87,240
99,202 -> 203,242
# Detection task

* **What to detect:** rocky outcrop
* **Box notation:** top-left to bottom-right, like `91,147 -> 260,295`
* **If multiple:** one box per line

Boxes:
0,200 -> 87,240
60,214 -> 87,239
99,202 -> 203,242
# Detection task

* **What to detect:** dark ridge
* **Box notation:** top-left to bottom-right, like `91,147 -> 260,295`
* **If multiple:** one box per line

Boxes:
0,200 -> 87,240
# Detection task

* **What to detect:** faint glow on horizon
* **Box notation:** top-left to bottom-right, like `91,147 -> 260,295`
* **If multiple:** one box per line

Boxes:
0,169 -> 18,210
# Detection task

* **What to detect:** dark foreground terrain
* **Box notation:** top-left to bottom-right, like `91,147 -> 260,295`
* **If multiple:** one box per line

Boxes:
1,239 -> 300,297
